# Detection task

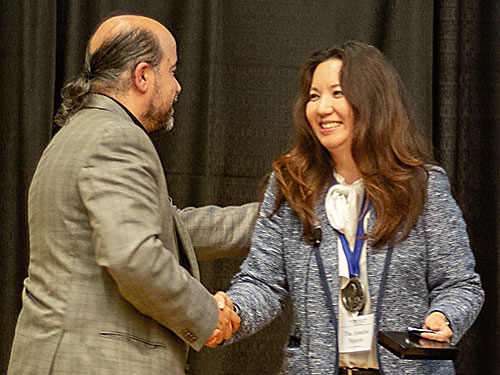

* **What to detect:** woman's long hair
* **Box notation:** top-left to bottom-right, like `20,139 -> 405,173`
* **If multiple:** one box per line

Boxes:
272,41 -> 435,248
53,24 -> 163,127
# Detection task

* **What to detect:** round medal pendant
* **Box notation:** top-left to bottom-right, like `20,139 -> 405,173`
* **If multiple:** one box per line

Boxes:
341,277 -> 366,313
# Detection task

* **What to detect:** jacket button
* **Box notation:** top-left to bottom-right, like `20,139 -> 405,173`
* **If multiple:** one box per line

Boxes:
182,329 -> 197,342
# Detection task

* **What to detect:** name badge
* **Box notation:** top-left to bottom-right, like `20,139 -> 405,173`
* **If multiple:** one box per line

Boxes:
339,313 -> 374,353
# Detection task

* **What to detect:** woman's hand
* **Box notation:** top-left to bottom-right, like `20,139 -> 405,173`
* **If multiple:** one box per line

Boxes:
204,292 -> 240,348
421,311 -> 453,343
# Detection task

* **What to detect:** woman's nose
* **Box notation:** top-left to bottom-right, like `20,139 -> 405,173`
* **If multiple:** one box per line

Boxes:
317,97 -> 333,115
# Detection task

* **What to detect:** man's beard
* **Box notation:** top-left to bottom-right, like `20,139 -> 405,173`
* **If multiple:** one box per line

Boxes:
160,106 -> 175,132
144,92 -> 178,133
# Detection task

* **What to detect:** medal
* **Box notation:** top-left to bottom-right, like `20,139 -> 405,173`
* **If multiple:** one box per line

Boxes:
341,277 -> 366,313
332,190 -> 370,314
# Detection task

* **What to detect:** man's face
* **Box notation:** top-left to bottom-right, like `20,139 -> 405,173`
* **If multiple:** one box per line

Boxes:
143,80 -> 177,132
143,35 -> 181,132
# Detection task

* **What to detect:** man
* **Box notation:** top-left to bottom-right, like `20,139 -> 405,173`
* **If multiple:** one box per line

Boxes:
8,15 -> 255,374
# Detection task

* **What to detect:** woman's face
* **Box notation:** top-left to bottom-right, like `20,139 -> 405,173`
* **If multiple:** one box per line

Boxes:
305,59 -> 354,160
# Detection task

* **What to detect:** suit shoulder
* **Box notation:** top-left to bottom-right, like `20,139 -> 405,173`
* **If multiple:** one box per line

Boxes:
424,164 -> 451,195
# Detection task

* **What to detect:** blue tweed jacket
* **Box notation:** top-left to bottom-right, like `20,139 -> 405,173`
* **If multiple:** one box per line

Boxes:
227,166 -> 484,375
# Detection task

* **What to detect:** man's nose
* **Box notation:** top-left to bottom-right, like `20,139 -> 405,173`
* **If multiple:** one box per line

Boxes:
176,78 -> 182,94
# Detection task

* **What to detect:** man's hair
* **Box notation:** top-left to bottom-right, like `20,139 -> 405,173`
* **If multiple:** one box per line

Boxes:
271,41 -> 435,247
53,27 -> 163,127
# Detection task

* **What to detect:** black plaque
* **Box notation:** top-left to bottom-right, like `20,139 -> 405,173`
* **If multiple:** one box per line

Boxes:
377,331 -> 459,360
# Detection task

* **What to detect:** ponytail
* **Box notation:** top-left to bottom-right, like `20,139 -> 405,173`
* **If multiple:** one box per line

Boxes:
53,71 -> 93,127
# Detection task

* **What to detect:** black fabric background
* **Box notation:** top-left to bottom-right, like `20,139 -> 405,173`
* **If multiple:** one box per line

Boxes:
1,1 -> 498,374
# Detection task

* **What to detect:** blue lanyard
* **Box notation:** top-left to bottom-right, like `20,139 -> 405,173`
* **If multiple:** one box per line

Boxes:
334,193 -> 371,277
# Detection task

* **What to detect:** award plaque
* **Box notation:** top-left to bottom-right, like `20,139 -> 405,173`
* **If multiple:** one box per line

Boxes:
377,331 -> 459,360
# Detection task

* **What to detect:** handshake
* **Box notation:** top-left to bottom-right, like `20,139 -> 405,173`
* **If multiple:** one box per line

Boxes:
205,291 -> 240,347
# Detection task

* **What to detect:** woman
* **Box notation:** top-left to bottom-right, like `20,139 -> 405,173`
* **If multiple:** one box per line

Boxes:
224,41 -> 484,374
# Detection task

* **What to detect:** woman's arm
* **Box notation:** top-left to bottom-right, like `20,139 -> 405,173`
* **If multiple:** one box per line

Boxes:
225,174 -> 291,341
423,166 -> 484,343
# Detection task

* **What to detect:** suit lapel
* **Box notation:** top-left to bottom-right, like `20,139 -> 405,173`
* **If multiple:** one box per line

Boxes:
314,196 -> 341,321
365,211 -> 391,325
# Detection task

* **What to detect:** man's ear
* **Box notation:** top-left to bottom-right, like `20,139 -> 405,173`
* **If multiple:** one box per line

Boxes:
133,62 -> 153,94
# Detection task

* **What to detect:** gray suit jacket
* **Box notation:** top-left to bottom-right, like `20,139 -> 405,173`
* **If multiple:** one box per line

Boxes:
8,94 -> 257,375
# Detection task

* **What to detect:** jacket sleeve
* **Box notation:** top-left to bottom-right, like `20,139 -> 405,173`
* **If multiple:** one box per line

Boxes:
178,202 -> 259,261
225,173 -> 290,341
423,167 -> 484,343
78,124 -> 218,351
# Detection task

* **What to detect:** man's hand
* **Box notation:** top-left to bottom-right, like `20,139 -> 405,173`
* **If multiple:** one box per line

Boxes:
421,311 -> 453,343
204,292 -> 240,347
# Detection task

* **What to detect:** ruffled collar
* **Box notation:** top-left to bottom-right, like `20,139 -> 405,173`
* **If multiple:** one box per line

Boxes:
325,172 -> 365,249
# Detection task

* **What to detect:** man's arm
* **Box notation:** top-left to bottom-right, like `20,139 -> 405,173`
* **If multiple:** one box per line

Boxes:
179,202 -> 259,261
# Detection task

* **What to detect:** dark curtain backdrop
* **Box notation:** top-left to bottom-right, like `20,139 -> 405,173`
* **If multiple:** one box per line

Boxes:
1,1 -> 498,374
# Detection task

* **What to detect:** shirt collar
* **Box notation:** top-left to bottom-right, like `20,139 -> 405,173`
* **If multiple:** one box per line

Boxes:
99,93 -> 148,134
